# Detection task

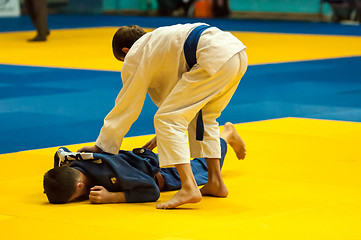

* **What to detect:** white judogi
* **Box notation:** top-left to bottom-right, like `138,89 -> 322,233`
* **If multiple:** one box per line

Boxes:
96,23 -> 247,167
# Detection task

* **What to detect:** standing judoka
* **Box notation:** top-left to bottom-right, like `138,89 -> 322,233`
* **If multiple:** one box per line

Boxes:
78,23 -> 248,209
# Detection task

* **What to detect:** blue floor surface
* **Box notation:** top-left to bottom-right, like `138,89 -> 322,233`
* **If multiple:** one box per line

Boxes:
1,56 -> 361,154
1,14 -> 361,36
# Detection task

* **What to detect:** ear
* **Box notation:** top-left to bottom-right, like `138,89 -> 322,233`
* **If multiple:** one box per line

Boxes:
122,47 -> 130,54
76,181 -> 85,189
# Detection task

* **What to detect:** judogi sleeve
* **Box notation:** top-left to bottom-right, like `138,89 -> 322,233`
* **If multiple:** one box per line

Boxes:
94,152 -> 161,203
95,35 -> 156,154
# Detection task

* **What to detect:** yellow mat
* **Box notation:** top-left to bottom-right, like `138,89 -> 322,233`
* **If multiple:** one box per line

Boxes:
1,26 -> 361,239
1,28 -> 361,71
1,118 -> 361,239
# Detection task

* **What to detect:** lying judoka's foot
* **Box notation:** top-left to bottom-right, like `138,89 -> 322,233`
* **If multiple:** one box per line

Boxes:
221,122 -> 246,160
156,187 -> 202,209
200,178 -> 228,197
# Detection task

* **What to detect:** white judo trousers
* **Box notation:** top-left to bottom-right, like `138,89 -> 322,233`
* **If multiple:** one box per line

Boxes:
95,23 -> 247,167
155,50 -> 248,167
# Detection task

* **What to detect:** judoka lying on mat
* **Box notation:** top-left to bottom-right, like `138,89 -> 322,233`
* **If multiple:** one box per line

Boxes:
43,123 -> 246,204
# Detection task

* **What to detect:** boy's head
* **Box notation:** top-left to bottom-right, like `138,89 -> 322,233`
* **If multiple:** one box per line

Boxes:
112,25 -> 146,61
43,167 -> 83,204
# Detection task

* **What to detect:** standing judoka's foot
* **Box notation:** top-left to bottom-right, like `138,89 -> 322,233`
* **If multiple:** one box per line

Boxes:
157,163 -> 202,209
200,123 -> 246,197
200,178 -> 228,197
156,187 -> 202,209
221,122 -> 246,160
200,157 -> 229,197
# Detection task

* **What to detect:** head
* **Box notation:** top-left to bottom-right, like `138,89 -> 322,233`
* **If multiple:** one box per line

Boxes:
112,25 -> 146,61
43,167 -> 88,204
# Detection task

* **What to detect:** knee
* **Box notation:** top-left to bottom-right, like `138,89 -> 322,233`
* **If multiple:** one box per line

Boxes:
154,112 -> 188,133
154,112 -> 167,129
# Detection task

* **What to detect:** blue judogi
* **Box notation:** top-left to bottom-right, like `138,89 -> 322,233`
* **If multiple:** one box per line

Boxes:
68,150 -> 161,203
55,139 -> 227,203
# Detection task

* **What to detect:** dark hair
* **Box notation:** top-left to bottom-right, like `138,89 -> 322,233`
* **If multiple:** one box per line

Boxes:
43,167 -> 80,204
112,25 -> 146,60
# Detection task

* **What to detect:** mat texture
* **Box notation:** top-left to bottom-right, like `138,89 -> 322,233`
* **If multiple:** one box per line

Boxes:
0,16 -> 361,239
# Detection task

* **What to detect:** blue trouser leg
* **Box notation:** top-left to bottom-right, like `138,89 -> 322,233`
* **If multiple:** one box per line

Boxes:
160,138 -> 228,191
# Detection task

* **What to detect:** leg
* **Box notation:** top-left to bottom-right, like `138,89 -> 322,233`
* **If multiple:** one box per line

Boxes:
161,123 -> 245,193
191,53 -> 247,197
27,0 -> 48,41
156,163 -> 202,209
25,0 -> 36,27
154,51 -> 247,208
153,68 -> 229,207
187,50 -> 248,160
200,122 -> 246,196
200,157 -> 229,197
162,137 -> 228,191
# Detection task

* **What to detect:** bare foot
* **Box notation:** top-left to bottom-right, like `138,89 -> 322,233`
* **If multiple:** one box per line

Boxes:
156,188 -> 202,209
200,179 -> 228,197
221,122 -> 246,160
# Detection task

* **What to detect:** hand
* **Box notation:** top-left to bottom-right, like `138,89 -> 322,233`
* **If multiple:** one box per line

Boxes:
89,186 -> 113,204
142,136 -> 157,150
77,145 -> 103,153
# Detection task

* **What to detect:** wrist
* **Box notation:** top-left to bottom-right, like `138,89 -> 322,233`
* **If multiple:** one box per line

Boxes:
109,192 -> 126,203
94,145 -> 103,153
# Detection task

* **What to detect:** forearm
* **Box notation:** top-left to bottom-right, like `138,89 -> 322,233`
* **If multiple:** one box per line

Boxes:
89,186 -> 126,204
142,136 -> 157,150
105,192 -> 126,203
124,187 -> 160,203
95,83 -> 148,154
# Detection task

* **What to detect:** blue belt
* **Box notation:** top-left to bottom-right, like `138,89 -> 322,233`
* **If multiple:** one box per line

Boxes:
184,25 -> 211,141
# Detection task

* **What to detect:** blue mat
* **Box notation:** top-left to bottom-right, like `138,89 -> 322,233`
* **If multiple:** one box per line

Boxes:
1,14 -> 361,36
1,56 -> 361,154
221,56 -> 361,123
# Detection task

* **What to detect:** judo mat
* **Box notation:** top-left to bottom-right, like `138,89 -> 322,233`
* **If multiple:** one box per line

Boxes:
1,15 -> 361,239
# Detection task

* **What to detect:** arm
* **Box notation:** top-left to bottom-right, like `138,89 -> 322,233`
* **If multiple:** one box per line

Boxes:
89,184 -> 160,204
92,153 -> 160,203
142,136 -> 157,150
89,186 -> 126,204
94,52 -> 154,154
78,145 -> 103,153
123,183 -> 160,203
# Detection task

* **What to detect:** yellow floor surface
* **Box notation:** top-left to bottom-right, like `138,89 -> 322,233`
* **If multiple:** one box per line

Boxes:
1,28 -> 361,71
1,118 -> 361,239
1,26 -> 361,239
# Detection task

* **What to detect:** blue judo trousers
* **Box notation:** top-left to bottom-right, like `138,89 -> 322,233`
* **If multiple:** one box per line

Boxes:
54,139 -> 227,203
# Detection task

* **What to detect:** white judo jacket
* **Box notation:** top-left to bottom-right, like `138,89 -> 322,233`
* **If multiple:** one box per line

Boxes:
95,23 -> 246,159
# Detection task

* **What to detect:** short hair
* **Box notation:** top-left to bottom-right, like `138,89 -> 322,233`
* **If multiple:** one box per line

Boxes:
112,25 -> 146,60
43,167 -> 80,204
